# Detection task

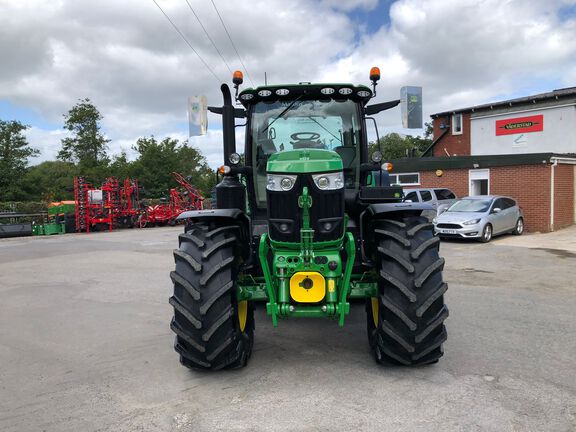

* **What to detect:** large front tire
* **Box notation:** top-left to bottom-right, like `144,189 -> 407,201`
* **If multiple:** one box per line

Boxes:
367,216 -> 448,366
169,222 -> 254,370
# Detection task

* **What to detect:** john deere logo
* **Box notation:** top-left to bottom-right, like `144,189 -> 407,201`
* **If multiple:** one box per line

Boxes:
500,121 -> 538,130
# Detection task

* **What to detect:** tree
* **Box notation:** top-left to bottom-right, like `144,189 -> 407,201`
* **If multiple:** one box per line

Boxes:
130,136 -> 215,198
21,160 -> 77,201
58,98 -> 110,168
0,119 -> 39,201
369,129 -> 433,160
108,151 -> 132,180
423,121 -> 434,140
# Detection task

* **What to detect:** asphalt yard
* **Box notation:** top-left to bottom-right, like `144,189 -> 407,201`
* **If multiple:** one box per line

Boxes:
1,226 -> 575,431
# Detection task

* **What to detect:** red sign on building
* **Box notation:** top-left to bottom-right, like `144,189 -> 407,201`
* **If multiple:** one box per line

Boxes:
496,114 -> 544,136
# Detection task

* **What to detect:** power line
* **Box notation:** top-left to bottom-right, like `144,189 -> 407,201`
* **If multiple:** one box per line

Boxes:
183,0 -> 233,75
209,0 -> 255,87
151,0 -> 222,83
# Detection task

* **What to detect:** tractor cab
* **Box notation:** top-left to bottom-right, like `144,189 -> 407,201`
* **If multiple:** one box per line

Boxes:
238,83 -> 373,210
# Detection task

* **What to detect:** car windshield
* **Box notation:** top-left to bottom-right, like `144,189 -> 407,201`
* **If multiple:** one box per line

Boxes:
250,99 -> 361,206
447,198 -> 492,213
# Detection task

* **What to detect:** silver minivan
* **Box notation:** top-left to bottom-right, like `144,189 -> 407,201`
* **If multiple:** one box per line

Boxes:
403,188 -> 458,220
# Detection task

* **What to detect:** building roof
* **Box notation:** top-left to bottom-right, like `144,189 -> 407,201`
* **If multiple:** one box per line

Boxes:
390,153 -> 576,172
432,87 -> 576,118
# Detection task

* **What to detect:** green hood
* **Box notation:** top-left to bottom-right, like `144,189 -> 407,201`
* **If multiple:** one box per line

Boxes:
266,149 -> 343,174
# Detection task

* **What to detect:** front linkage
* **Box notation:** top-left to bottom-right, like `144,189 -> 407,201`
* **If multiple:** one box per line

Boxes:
251,186 -> 360,327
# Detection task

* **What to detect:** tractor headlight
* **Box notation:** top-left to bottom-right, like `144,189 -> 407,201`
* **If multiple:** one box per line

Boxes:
267,174 -> 297,191
311,172 -> 344,190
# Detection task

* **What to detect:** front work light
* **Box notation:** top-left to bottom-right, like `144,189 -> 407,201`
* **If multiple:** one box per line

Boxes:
312,172 -> 344,190
267,174 -> 297,191
229,152 -> 241,165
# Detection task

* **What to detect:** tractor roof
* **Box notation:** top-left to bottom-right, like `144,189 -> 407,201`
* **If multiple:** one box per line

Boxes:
237,83 -> 373,108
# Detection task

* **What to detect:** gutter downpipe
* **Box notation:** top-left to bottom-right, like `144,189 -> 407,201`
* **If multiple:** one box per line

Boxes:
550,159 -> 557,232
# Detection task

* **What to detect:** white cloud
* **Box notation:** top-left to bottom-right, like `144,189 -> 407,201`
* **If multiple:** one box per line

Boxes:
2,0 -> 576,168
25,127 -> 67,163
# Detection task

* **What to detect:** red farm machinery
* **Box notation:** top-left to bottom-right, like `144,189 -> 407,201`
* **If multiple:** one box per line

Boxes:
137,172 -> 204,228
74,172 -> 203,232
74,176 -> 141,232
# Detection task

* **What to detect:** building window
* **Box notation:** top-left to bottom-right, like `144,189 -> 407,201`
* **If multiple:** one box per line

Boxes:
452,113 -> 463,135
390,173 -> 420,186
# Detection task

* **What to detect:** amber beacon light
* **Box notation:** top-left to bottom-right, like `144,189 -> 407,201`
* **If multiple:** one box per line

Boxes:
233,70 -> 244,86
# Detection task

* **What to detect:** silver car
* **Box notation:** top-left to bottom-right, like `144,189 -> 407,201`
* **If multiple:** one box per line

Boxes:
433,195 -> 524,242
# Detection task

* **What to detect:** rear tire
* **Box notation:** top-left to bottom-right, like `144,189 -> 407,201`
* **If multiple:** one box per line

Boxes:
170,221 -> 254,370
367,216 -> 448,366
513,218 -> 524,235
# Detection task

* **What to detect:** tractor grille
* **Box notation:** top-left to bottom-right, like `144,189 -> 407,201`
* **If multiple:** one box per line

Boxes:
267,174 -> 344,243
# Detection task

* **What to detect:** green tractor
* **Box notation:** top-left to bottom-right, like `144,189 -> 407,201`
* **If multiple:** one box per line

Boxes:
169,68 -> 448,369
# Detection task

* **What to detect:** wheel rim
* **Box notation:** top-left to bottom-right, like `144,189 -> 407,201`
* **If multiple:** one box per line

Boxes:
484,225 -> 492,241
517,219 -> 523,233
238,300 -> 248,332
371,297 -> 379,327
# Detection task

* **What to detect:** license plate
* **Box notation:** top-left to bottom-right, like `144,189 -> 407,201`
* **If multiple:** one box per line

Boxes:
440,229 -> 457,234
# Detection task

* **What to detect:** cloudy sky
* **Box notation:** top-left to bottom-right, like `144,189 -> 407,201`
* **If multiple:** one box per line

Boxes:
1,0 -> 575,168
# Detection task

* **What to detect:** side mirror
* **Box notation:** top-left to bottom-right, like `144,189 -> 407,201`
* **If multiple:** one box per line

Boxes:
492,207 -> 501,213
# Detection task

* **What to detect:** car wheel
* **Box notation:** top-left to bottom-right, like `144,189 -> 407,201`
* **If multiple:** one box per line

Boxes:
513,218 -> 524,235
480,224 -> 492,243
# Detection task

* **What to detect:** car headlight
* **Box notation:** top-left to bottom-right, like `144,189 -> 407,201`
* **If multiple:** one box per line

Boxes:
311,172 -> 344,190
462,218 -> 481,225
267,174 -> 297,191
432,217 -> 438,224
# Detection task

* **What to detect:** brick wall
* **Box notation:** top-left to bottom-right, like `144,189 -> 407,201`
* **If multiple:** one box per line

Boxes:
409,164 -> 558,232
489,165 -> 551,233
553,164 -> 575,230
432,114 -> 471,157
420,170 -> 469,198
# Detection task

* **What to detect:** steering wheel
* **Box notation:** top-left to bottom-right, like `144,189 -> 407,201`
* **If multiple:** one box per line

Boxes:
291,132 -> 321,141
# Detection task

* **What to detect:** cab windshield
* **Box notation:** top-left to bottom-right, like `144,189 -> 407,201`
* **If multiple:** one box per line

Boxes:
250,99 -> 361,206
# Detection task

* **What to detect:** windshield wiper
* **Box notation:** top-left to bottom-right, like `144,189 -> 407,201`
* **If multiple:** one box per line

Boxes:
262,95 -> 303,134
